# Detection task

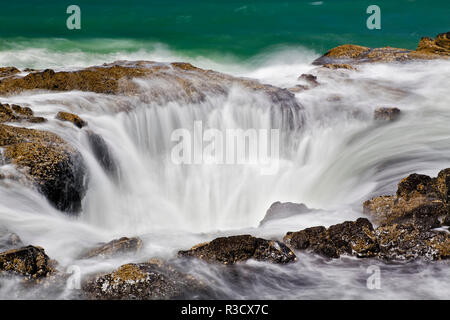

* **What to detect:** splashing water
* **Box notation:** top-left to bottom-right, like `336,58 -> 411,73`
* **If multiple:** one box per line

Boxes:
0,45 -> 449,299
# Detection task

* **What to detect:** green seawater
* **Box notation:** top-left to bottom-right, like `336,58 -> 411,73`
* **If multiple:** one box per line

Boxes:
0,0 -> 449,60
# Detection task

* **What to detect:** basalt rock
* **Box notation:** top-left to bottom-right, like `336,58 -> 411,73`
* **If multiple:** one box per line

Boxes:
55,111 -> 87,129
0,230 -> 23,251
0,124 -> 87,214
312,32 -> 450,65
0,67 -> 20,78
374,107 -> 401,121
363,170 -> 450,228
376,223 -> 450,261
0,103 -> 47,124
82,259 -> 204,300
80,237 -> 143,259
259,201 -> 314,226
178,235 -> 296,265
0,61 -> 302,111
283,218 -> 379,258
0,245 -> 54,278
322,63 -> 357,71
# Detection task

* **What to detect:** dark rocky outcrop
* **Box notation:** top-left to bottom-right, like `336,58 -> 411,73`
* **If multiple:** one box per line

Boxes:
0,245 -> 54,278
312,32 -> 449,65
374,107 -> 401,121
80,237 -> 142,259
363,170 -> 450,227
360,168 -> 450,261
0,124 -> 88,214
55,111 -> 87,129
376,223 -> 450,261
178,235 -> 296,265
82,259 -> 205,300
259,201 -> 314,226
284,218 -> 379,258
0,67 -> 20,78
0,103 -> 47,124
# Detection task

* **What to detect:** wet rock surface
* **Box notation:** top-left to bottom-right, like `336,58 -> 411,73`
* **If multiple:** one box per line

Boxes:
284,218 -> 379,258
55,111 -> 87,129
0,124 -> 88,214
0,61 -> 302,112
0,245 -> 54,278
80,237 -> 143,259
374,107 -> 401,121
178,235 -> 296,265
313,32 -> 449,65
82,259 -> 205,300
363,170 -> 450,227
0,102 -> 47,124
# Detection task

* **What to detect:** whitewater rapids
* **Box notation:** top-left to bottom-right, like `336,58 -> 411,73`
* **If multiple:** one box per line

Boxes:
0,46 -> 449,299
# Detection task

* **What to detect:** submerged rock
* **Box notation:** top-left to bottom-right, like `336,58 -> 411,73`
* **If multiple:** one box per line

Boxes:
374,107 -> 401,121
297,74 -> 320,87
312,32 -> 450,65
322,63 -> 357,71
284,218 -> 379,258
86,131 -> 117,176
259,201 -> 314,226
82,259 -> 204,300
55,111 -> 87,129
0,124 -> 88,214
0,230 -> 23,251
178,235 -> 296,265
0,245 -> 54,278
80,237 -> 142,259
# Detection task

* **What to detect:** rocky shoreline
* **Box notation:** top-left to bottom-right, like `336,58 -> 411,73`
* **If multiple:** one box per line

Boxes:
0,32 -> 449,299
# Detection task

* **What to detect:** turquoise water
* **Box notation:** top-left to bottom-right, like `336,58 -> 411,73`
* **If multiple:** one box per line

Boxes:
0,0 -> 449,59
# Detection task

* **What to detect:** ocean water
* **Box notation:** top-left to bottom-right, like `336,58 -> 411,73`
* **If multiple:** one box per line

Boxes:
0,0 -> 449,300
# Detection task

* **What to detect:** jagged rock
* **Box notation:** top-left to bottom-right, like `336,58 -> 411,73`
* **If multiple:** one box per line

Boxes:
0,245 -> 54,278
376,223 -> 450,261
0,103 -> 46,124
82,259 -> 204,300
374,107 -> 401,121
259,201 -> 314,226
0,230 -> 23,251
178,235 -> 296,265
56,111 -> 87,129
80,237 -> 142,259
312,32 -> 449,65
86,131 -> 116,175
363,170 -> 450,228
0,67 -> 20,78
0,124 -> 88,214
416,32 -> 450,56
284,218 -> 379,258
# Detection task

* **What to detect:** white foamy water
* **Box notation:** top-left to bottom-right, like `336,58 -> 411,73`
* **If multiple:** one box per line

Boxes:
0,46 -> 449,299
